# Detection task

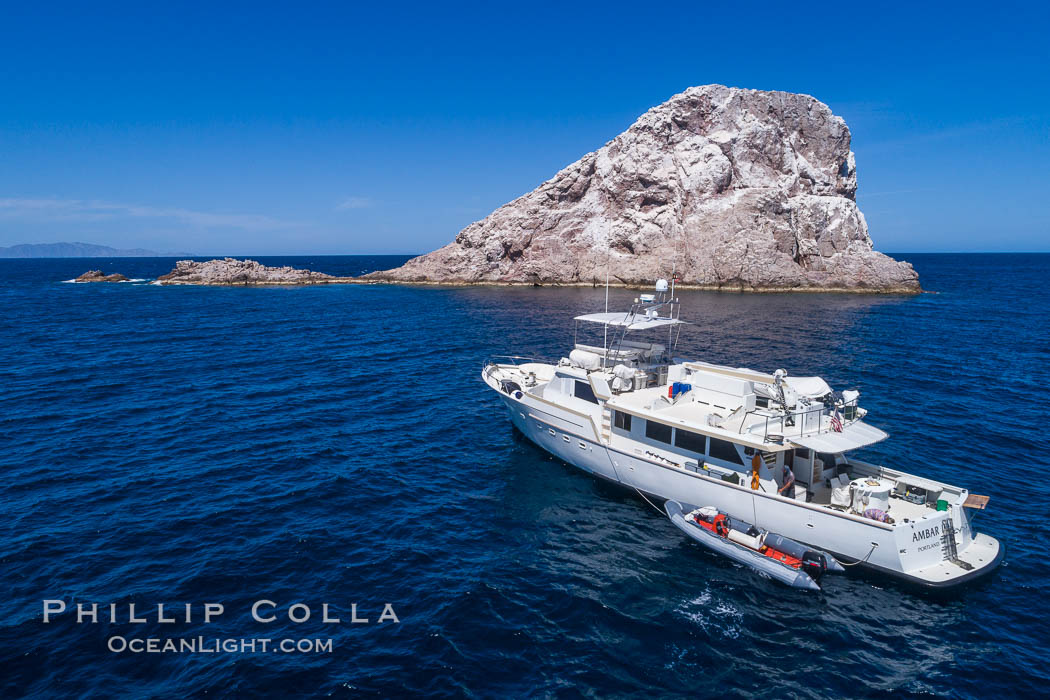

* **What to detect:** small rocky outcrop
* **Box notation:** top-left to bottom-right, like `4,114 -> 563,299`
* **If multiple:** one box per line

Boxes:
75,270 -> 129,283
155,258 -> 355,285
365,85 -> 919,293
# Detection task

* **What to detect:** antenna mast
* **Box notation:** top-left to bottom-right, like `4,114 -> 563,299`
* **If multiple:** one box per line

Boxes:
670,224 -> 679,301
603,240 -> 610,367
668,225 -> 680,349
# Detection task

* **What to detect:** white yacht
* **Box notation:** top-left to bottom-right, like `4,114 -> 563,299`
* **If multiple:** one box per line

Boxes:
482,281 -> 1003,588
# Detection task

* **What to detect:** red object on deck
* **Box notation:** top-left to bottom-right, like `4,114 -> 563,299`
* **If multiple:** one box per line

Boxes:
692,513 -> 802,570
762,548 -> 802,568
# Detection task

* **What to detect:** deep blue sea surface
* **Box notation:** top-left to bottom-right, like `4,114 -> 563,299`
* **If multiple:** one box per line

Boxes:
1,254 -> 1048,698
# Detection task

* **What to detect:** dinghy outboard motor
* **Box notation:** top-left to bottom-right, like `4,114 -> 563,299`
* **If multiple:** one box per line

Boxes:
800,551 -> 827,583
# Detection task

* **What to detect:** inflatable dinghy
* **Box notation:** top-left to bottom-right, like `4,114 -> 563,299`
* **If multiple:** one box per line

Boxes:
665,500 -> 844,591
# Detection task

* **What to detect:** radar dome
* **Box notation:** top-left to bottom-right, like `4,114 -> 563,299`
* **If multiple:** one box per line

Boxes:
655,279 -> 669,292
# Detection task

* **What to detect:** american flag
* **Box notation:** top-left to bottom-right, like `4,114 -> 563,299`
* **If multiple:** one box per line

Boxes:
830,409 -> 843,432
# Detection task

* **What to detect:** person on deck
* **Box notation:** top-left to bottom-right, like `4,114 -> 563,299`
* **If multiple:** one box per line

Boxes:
779,463 -> 796,499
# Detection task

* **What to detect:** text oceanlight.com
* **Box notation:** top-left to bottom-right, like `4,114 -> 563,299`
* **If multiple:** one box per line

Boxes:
107,636 -> 334,654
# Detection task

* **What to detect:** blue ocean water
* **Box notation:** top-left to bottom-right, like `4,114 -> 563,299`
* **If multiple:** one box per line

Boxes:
0,254 -> 1047,698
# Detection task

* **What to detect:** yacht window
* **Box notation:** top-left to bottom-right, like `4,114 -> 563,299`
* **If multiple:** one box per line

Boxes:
673,429 -> 707,455
574,380 -> 598,404
614,411 -> 632,431
709,438 -> 744,465
645,420 -> 672,444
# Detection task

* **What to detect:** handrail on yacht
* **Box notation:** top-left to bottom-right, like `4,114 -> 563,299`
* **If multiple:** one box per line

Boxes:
485,355 -> 556,366
740,399 -> 861,443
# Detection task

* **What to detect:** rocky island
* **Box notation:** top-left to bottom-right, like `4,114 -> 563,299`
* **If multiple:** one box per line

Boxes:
365,85 -> 919,292
74,270 -> 130,282
155,258 -> 356,285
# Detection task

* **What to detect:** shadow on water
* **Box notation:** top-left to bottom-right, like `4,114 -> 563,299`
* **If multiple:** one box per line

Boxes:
496,423 -> 1018,697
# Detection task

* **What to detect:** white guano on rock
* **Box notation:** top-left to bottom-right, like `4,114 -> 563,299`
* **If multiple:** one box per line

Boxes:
366,84 -> 919,292
155,258 -> 356,285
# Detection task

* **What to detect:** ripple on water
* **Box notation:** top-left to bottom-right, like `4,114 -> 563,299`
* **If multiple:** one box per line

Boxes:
0,254 -> 1048,697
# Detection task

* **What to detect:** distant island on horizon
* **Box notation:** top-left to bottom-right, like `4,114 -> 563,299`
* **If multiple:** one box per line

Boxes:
0,242 -> 194,258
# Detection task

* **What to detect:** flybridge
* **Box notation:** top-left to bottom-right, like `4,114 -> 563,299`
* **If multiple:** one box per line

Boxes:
573,278 -> 686,370
573,311 -> 686,330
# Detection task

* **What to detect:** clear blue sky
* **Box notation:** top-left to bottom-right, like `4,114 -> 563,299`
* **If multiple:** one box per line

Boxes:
1,1 -> 1047,255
